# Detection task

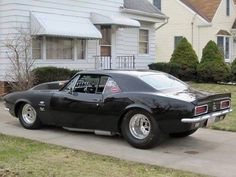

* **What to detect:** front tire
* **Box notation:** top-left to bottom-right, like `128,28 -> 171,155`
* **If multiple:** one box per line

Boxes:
169,129 -> 198,138
121,110 -> 164,149
18,103 -> 41,129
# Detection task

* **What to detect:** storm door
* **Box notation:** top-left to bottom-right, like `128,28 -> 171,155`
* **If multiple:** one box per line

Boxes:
100,25 -> 112,56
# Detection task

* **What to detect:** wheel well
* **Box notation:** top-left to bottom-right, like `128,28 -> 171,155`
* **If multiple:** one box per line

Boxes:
14,101 -> 26,117
117,107 -> 151,133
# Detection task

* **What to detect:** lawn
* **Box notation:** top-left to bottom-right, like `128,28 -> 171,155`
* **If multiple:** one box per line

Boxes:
190,82 -> 236,132
0,134 -> 208,177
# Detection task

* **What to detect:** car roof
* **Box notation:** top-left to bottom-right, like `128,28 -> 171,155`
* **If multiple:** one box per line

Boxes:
78,70 -> 163,77
76,70 -> 163,92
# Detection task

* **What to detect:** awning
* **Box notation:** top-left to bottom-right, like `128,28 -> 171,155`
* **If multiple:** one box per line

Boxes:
31,12 -> 102,39
91,13 -> 140,28
217,30 -> 231,36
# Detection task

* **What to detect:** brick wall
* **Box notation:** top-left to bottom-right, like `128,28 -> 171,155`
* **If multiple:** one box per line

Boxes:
0,82 -> 11,96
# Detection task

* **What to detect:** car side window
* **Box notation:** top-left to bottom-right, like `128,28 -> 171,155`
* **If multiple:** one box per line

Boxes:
63,75 -> 80,93
74,75 -> 100,94
97,76 -> 109,94
103,77 -> 121,95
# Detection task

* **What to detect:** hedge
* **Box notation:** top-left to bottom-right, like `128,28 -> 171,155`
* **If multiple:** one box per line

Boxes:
33,67 -> 80,85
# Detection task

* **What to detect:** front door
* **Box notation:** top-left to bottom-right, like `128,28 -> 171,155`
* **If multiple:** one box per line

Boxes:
50,74 -> 108,129
100,25 -> 111,56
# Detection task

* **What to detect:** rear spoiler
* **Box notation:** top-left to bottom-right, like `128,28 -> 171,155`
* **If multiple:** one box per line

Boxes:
192,92 -> 231,105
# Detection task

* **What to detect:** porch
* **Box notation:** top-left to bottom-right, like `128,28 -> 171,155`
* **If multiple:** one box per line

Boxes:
94,55 -> 136,69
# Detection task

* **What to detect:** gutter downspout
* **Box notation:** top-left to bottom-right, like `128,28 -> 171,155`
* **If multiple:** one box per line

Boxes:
191,13 -> 197,45
155,17 -> 169,31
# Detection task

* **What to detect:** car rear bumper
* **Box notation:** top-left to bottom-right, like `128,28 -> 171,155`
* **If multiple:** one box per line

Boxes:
181,108 -> 233,123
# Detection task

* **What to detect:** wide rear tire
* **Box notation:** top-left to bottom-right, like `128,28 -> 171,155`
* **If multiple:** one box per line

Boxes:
121,110 -> 164,149
18,103 -> 41,129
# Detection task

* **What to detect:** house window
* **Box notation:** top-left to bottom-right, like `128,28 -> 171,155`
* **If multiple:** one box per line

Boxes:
153,0 -> 161,10
32,37 -> 42,59
217,36 -> 230,59
100,26 -> 111,56
174,36 -> 183,49
46,37 -> 73,59
139,29 -> 149,54
226,0 -> 230,16
32,37 -> 86,60
77,40 -> 86,59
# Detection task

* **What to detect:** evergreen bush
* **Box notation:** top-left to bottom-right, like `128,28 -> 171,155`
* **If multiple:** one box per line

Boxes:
170,38 -> 199,81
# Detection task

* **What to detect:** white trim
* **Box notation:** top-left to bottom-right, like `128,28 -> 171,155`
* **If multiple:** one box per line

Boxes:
73,39 -> 77,61
121,8 -> 167,20
42,36 -> 46,60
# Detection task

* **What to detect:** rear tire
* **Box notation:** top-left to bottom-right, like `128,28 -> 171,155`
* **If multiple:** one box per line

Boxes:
18,103 -> 41,129
169,129 -> 198,138
121,110 -> 164,149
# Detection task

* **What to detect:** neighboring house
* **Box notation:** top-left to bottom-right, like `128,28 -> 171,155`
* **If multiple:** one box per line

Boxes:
0,0 -> 167,93
150,0 -> 236,63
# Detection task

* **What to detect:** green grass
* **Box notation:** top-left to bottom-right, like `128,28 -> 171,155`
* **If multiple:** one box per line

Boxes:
190,82 -> 236,132
0,134 -> 208,177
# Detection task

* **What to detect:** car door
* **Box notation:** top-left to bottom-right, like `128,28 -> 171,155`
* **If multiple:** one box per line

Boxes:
50,74 -> 106,129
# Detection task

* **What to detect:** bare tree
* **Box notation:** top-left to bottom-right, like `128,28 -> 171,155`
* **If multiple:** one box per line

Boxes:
4,28 -> 36,91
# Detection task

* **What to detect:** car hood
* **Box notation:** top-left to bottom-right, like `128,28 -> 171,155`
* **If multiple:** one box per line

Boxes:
156,87 -> 231,104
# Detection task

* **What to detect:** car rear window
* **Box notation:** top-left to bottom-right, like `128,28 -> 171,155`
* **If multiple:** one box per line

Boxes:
140,74 -> 187,90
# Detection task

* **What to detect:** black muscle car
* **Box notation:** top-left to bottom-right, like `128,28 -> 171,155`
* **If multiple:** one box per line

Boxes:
3,70 -> 232,149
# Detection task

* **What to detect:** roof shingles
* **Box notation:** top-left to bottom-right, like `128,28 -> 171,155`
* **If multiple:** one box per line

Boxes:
180,0 -> 221,22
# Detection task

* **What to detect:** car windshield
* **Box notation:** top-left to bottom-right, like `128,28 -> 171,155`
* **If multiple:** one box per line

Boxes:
140,74 -> 188,91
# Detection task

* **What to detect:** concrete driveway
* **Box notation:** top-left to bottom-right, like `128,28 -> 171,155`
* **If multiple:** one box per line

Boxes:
0,103 -> 236,177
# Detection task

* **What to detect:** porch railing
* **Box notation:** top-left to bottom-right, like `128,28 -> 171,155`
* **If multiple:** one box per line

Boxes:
94,56 -> 112,70
117,55 -> 135,69
94,55 -> 136,70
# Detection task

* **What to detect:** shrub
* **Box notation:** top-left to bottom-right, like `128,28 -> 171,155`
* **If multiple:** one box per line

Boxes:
170,38 -> 199,81
148,62 -> 181,78
201,40 -> 224,63
197,41 -> 231,82
231,59 -> 236,81
197,61 -> 231,82
148,62 -> 171,73
33,67 -> 80,85
70,69 -> 80,78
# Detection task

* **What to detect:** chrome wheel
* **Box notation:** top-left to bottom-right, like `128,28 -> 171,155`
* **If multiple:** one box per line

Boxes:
22,104 -> 37,125
129,114 -> 151,140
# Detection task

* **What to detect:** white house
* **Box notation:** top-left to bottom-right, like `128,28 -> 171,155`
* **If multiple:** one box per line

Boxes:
150,0 -> 236,63
0,0 -> 167,92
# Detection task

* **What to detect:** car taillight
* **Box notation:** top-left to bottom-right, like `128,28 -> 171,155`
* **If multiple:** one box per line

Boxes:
220,100 -> 230,109
195,105 -> 208,116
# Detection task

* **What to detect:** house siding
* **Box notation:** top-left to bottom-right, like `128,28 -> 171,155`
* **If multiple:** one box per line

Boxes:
155,0 -> 236,62
0,0 -> 158,81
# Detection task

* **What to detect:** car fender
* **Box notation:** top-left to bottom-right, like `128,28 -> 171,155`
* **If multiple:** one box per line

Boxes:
116,104 -> 154,132
14,99 -> 33,117
124,104 -> 153,114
